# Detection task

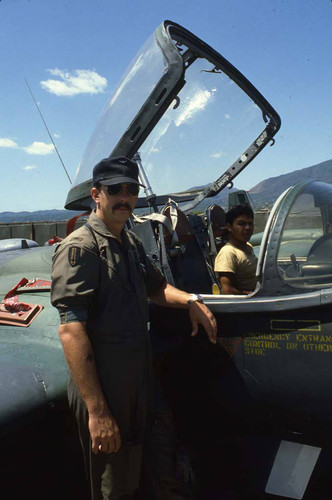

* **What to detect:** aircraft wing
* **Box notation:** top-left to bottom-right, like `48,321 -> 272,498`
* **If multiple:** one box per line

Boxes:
0,246 -> 68,435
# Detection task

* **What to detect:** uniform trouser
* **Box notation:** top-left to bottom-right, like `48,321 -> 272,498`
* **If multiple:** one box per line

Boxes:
68,377 -> 143,500
86,441 -> 142,499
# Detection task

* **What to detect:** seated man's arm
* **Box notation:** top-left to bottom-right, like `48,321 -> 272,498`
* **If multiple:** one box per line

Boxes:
219,272 -> 250,295
215,246 -> 251,295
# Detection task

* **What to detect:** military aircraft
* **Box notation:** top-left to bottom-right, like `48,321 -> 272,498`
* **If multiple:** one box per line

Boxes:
1,19 -> 332,499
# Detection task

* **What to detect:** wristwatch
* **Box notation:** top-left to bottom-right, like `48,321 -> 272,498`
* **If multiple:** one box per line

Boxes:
187,293 -> 204,307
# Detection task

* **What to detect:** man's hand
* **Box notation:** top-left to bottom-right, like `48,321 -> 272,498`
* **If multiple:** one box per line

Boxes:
89,412 -> 121,454
189,301 -> 217,344
149,283 -> 218,344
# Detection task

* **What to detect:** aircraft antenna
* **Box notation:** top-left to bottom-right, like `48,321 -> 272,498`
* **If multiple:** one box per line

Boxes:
24,78 -> 72,184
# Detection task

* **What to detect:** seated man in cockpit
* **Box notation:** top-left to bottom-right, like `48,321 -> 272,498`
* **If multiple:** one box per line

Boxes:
214,204 -> 257,295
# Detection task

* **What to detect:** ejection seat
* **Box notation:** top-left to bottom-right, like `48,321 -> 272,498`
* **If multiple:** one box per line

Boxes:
205,204 -> 228,293
161,202 -> 215,294
205,204 -> 227,265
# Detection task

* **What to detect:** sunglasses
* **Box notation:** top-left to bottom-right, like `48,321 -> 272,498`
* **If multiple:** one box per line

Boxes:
106,183 -> 140,196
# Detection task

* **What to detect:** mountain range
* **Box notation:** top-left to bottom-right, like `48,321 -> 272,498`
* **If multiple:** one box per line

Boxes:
195,158 -> 332,211
0,209 -> 84,224
1,159 -> 331,223
249,158 -> 332,207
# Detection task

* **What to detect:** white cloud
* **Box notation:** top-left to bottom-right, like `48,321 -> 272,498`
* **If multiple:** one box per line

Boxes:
40,69 -> 107,96
0,138 -> 18,148
210,151 -> 225,159
54,133 -> 60,138
23,165 -> 37,171
23,141 -> 55,155
150,147 -> 160,153
225,114 -> 231,119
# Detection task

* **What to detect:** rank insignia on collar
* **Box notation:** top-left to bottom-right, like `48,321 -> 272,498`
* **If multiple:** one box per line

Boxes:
68,246 -> 81,267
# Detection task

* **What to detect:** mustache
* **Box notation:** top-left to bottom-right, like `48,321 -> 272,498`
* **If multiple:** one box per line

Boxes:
112,202 -> 132,213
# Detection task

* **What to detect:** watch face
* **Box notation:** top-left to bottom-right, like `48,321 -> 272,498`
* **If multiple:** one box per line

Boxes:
188,294 -> 204,304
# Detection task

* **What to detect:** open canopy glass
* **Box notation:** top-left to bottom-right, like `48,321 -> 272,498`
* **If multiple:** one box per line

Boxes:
65,20 -> 280,211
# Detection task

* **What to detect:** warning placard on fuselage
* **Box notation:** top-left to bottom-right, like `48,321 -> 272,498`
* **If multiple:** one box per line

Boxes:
243,319 -> 332,356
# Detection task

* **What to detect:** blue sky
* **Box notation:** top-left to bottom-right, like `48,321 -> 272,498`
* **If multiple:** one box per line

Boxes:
1,0 -> 331,212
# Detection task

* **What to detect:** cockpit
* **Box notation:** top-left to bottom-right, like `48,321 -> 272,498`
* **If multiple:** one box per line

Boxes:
263,180 -> 332,293
59,20 -> 332,306
61,20 -> 285,302
61,20 -> 332,310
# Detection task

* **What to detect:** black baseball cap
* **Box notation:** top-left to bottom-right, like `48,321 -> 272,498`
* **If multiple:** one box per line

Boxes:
92,156 -> 145,187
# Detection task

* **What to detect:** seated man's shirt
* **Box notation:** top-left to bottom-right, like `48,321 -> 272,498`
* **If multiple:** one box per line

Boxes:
214,241 -> 258,292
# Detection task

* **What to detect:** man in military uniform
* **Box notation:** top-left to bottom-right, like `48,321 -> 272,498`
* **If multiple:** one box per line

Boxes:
51,156 -> 217,500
